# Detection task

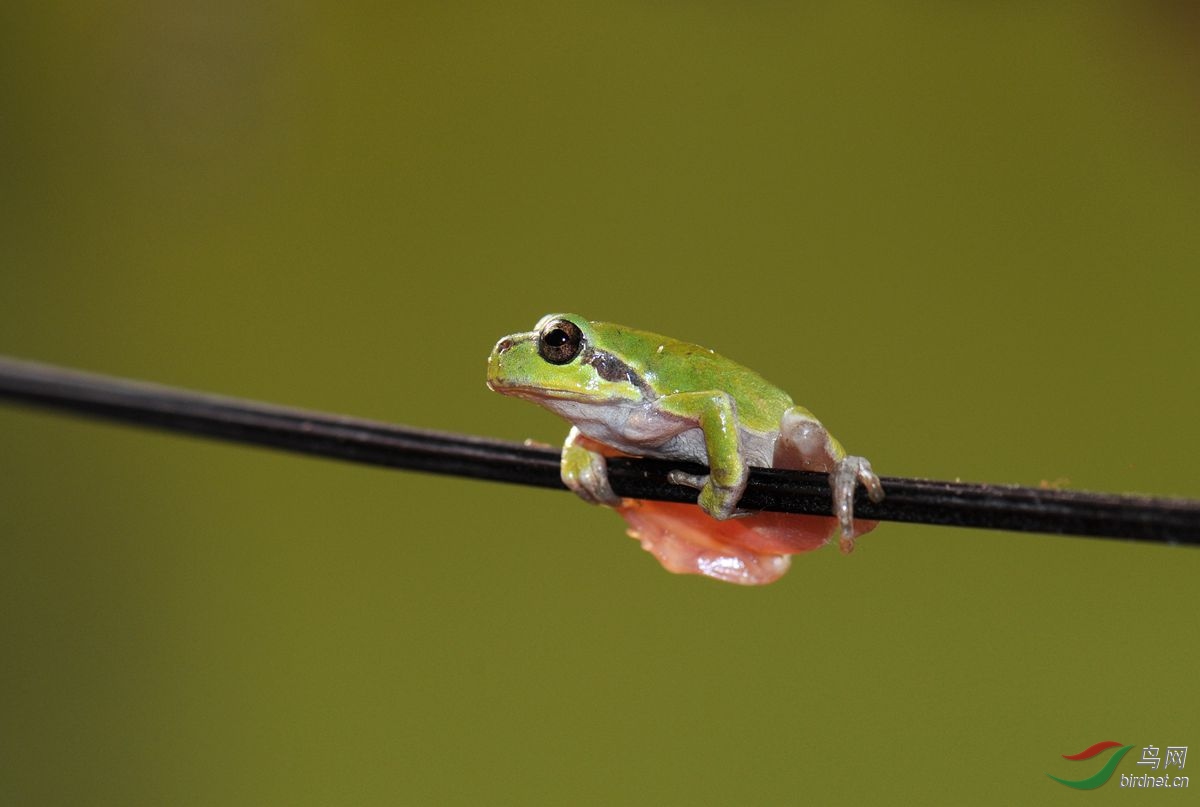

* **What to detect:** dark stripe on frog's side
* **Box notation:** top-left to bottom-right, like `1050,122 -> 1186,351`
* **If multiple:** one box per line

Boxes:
581,347 -> 656,400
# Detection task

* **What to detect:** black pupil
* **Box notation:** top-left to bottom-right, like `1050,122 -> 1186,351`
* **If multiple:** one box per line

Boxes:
545,328 -> 568,347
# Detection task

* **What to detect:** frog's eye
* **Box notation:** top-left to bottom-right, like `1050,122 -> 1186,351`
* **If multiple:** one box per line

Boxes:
537,318 -> 584,365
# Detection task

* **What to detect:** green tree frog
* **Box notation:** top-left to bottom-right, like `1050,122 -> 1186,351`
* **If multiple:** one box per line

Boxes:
486,314 -> 884,585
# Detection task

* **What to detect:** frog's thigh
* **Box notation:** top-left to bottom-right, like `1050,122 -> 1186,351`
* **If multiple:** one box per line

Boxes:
774,407 -> 844,472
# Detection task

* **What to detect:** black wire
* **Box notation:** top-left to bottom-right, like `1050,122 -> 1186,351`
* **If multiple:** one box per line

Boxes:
1,355 -> 1198,546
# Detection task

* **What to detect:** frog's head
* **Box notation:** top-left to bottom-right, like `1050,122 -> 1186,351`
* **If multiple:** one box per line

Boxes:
487,313 -> 647,407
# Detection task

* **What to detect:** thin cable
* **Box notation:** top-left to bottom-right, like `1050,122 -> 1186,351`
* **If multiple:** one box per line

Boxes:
1,355 -> 1197,546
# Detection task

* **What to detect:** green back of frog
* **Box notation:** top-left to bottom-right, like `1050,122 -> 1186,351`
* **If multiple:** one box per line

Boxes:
587,319 -> 794,433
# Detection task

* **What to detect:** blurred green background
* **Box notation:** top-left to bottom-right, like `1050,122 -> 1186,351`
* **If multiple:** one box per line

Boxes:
2,4 -> 1197,805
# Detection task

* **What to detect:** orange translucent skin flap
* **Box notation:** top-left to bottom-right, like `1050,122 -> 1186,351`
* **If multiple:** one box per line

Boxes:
616,499 -> 878,585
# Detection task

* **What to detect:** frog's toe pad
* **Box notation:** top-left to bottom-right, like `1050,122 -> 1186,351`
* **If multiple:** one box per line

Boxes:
667,470 -> 707,490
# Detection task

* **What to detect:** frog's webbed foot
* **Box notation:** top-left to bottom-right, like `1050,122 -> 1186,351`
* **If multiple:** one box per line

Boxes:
666,470 -> 748,520
561,427 -> 621,507
831,455 -> 884,554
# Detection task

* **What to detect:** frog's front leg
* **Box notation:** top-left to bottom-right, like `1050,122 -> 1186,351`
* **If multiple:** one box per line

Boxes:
652,391 -> 747,520
776,407 -> 884,553
561,426 -> 622,506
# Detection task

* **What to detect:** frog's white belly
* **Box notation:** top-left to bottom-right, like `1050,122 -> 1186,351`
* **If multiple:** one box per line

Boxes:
544,397 -> 778,467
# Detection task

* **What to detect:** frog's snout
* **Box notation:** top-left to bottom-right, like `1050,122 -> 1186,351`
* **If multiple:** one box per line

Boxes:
486,336 -> 514,392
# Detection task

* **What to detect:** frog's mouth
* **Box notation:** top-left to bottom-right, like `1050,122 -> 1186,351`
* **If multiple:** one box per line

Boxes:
486,379 -> 618,404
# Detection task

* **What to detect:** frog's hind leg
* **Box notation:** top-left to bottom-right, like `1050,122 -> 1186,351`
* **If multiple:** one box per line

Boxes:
775,407 -> 884,553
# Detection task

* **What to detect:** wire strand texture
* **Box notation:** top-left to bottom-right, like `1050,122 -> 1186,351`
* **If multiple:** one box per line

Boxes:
1,356 -> 1197,546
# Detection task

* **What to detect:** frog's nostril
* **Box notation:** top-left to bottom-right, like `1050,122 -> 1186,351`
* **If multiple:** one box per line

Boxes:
495,337 -> 515,354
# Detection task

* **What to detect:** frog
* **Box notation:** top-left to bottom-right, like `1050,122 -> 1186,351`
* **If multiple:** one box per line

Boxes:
486,313 -> 884,584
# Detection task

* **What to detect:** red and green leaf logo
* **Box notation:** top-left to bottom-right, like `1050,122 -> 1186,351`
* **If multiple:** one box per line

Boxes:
1047,741 -> 1134,789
